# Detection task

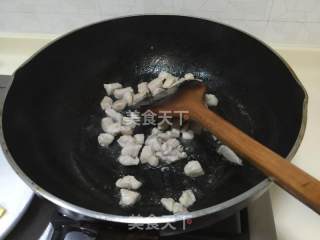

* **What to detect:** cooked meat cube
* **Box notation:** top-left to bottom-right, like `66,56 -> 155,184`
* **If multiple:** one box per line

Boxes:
179,190 -> 196,208
101,117 -> 114,132
167,128 -> 180,138
123,91 -> 134,106
104,83 -> 122,96
217,145 -> 243,165
120,126 -> 133,135
118,155 -> 140,166
163,76 -> 176,88
105,122 -> 122,136
121,144 -> 142,158
105,108 -> 123,122
160,198 -> 175,212
184,160 -> 205,177
134,134 -> 145,145
137,82 -> 149,95
172,202 -> 187,213
116,176 -> 142,190
119,189 -> 140,207
113,87 -> 134,99
140,145 -> 159,166
205,94 -> 219,107
184,73 -> 194,80
182,129 -> 194,140
97,133 -> 114,147
117,135 -> 136,147
145,136 -> 162,152
132,93 -> 146,105
112,99 -> 127,111
148,77 -> 164,96
100,96 -> 113,110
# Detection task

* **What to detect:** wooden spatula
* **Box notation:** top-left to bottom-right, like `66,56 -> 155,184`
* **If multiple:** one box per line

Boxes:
142,80 -> 320,214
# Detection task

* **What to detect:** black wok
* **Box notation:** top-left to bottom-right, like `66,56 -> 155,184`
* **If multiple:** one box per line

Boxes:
1,15 -> 307,235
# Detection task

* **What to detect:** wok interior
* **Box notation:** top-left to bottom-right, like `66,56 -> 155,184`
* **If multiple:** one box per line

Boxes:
2,16 -> 305,216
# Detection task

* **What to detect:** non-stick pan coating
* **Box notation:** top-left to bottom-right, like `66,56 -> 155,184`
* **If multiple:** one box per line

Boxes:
2,16 -> 305,216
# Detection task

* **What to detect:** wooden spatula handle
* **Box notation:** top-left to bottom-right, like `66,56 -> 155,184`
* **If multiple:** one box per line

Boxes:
192,104 -> 320,214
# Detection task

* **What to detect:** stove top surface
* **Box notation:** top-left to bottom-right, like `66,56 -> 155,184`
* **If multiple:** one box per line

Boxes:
7,197 -> 251,240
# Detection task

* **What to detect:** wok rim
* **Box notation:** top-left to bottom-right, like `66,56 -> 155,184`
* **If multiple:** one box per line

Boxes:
0,14 -> 308,224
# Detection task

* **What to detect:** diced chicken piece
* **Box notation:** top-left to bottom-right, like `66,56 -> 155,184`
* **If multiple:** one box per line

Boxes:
98,133 -> 114,147
148,78 -> 164,96
123,91 -> 133,106
117,135 -> 136,147
101,117 -> 114,132
182,130 -> 194,140
150,87 -> 164,96
104,83 -> 123,96
163,77 -> 176,88
105,122 -> 122,136
179,190 -> 196,208
137,82 -> 149,95
184,161 -> 205,177
151,127 -> 160,135
112,99 -> 127,111
116,176 -> 142,190
133,93 -> 146,105
105,108 -> 123,122
179,151 -> 188,159
100,96 -> 113,110
118,155 -> 140,166
166,138 -> 180,149
148,155 -> 159,167
134,134 -> 145,145
140,146 -> 152,164
217,145 -> 243,165
212,134 -> 217,141
205,94 -> 219,107
160,198 -> 175,212
120,126 -> 133,135
161,138 -> 180,155
167,128 -> 180,138
145,136 -> 161,151
121,144 -> 142,158
172,202 -> 187,213
158,71 -> 178,83
157,122 -> 170,131
119,189 -> 140,207
113,87 -> 134,99
157,132 -> 172,141
184,73 -> 194,80
122,116 -> 138,128
160,142 -> 171,155
158,71 -> 171,80
140,145 -> 159,166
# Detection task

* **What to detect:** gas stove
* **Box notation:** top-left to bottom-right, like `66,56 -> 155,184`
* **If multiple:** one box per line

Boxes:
0,75 -> 277,240
5,193 -> 277,240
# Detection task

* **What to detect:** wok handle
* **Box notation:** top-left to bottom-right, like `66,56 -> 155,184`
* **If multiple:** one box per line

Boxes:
192,104 -> 320,214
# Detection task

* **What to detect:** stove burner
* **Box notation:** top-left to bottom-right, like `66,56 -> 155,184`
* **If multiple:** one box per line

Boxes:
43,208 -> 249,240
3,189 -> 277,240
